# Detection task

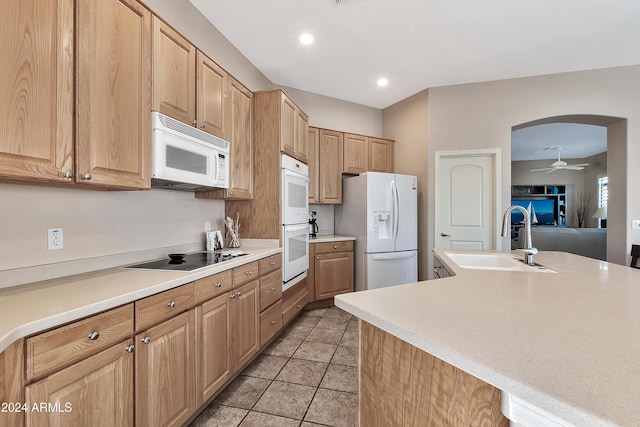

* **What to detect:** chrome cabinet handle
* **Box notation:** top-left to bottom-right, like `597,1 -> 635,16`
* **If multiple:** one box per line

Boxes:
216,282 -> 222,288
296,304 -> 301,309
236,291 -> 241,297
229,191 -> 234,196
271,287 -> 276,292
82,173 -> 92,180
270,320 -> 276,325
316,256 -> 320,260
334,245 -> 338,249
125,345 -> 135,353
63,171 -> 73,179
141,336 -> 151,344
168,300 -> 176,308
269,261 -> 276,265
88,331 -> 100,340
200,124 -> 205,129
230,294 -> 236,300
246,271 -> 254,275
192,120 -> 197,126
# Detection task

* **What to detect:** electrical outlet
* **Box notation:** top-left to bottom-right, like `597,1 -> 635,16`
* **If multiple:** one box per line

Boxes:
204,221 -> 211,232
633,220 -> 640,230
48,228 -> 64,250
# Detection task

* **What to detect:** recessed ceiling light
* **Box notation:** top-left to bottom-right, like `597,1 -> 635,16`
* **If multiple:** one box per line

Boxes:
376,78 -> 389,87
299,33 -> 314,45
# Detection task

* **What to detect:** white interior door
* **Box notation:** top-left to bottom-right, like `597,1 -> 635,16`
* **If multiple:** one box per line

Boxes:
435,150 -> 500,250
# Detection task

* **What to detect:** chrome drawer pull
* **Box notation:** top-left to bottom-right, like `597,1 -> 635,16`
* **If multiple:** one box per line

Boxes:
168,300 -> 176,308
88,331 -> 100,340
141,337 -> 151,344
271,287 -> 276,292
216,282 -> 222,288
271,320 -> 276,325
269,261 -> 276,265
125,345 -> 135,353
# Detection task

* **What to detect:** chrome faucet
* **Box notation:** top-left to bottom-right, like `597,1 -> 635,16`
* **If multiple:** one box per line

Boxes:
501,205 -> 539,265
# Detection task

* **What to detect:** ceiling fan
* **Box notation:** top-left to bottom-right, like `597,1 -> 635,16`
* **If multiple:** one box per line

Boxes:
531,148 -> 589,173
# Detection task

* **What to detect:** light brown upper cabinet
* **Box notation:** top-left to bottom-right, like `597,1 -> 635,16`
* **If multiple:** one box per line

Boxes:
196,77 -> 253,200
0,0 -> 74,184
76,0 -> 152,189
368,137 -> 394,173
308,127 -> 320,203
318,129 -> 343,204
277,91 -> 309,163
152,17 -> 228,139
343,133 -> 369,175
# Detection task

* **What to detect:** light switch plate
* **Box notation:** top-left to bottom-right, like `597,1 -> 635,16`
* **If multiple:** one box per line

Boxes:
632,220 -> 640,230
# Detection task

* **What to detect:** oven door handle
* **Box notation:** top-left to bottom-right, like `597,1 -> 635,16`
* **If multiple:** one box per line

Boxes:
285,224 -> 310,234
284,170 -> 309,182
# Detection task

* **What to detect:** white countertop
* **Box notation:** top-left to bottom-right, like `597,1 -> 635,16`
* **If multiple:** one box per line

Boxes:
309,234 -> 356,243
0,245 -> 280,354
335,249 -> 640,427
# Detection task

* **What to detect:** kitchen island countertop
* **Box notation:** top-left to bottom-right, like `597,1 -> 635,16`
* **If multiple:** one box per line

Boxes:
335,249 -> 640,427
0,244 -> 281,354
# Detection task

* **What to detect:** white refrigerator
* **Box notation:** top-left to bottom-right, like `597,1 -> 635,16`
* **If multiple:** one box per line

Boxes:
335,172 -> 418,291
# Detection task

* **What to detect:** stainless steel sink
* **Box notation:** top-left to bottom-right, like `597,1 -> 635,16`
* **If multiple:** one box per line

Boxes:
445,252 -> 556,273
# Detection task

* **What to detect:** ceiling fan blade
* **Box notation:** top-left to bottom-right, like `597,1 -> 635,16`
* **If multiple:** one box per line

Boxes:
569,163 -> 589,167
563,166 -> 585,170
546,168 -> 558,173
531,168 -> 553,172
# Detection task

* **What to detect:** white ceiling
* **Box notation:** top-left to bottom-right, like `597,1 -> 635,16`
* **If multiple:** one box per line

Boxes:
189,0 -> 640,109
511,123 -> 607,161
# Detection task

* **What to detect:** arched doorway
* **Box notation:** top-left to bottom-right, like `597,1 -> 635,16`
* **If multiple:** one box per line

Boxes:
511,115 -> 627,264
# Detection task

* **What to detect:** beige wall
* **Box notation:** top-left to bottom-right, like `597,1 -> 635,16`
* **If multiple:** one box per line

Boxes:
384,65 -> 639,274
382,90 -> 429,279
0,183 -> 225,271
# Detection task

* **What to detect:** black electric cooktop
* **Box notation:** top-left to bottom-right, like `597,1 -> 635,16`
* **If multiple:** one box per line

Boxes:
126,251 -> 247,271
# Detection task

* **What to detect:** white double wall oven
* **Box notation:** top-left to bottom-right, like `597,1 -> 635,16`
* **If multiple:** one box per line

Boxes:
281,154 -> 310,292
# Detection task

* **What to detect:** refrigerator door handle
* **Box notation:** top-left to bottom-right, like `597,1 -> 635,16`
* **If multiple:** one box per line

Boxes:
391,179 -> 400,242
370,252 -> 417,260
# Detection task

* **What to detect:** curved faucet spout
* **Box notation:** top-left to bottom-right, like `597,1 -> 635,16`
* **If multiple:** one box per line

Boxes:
501,205 -> 537,265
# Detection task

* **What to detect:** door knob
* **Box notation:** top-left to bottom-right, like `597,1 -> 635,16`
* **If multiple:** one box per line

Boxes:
440,233 -> 451,237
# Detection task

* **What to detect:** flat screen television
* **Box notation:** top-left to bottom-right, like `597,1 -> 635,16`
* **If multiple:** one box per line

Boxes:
511,198 -> 557,225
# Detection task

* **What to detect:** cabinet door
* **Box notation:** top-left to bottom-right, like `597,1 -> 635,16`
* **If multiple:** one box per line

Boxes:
152,16 -> 196,125
308,127 -> 320,204
25,341 -> 134,427
319,129 -> 343,204
343,133 -> 368,175
369,137 -> 394,173
232,280 -> 260,369
296,109 -> 309,163
136,310 -> 195,427
196,51 -> 227,138
0,0 -> 74,183
196,293 -> 232,406
314,252 -> 354,300
226,77 -> 254,199
76,0 -> 151,189
280,93 -> 296,158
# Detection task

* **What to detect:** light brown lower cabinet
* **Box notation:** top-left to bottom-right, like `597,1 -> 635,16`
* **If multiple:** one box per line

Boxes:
360,321 -> 508,427
232,280 -> 260,369
196,292 -> 232,407
310,241 -> 355,301
25,340 -> 134,427
135,310 -> 195,427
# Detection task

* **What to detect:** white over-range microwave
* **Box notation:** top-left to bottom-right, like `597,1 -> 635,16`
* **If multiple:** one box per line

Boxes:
151,111 -> 229,191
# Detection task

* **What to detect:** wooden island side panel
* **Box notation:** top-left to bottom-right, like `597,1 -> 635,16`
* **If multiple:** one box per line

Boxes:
360,321 -> 508,427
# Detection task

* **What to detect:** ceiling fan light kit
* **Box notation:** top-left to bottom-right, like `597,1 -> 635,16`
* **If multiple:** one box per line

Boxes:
531,148 -> 589,173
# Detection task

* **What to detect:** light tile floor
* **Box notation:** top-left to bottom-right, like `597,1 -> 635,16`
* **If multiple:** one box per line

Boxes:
189,306 -> 359,427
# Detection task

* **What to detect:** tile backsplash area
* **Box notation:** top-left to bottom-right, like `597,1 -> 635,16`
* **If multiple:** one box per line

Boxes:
309,204 -> 335,236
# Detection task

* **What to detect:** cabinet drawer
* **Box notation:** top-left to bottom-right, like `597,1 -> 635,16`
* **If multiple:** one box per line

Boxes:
259,254 -> 281,275
259,269 -> 282,312
233,261 -> 259,287
260,300 -> 282,347
282,287 -> 309,325
135,283 -> 195,331
195,270 -> 233,304
314,240 -> 353,254
26,304 -> 133,381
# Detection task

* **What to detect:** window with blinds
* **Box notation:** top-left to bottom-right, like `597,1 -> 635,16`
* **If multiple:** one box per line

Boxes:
597,175 -> 608,228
